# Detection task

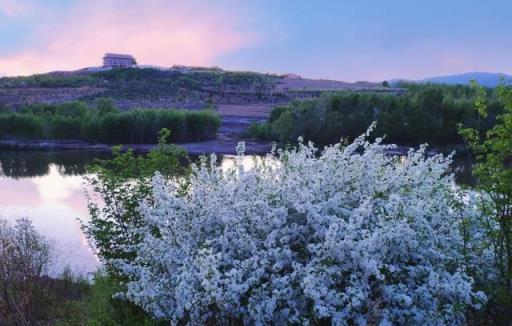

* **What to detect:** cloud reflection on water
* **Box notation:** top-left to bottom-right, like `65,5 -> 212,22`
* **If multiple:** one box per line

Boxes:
0,164 -> 99,274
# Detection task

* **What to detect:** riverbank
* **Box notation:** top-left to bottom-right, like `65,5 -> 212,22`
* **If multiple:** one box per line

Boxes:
0,137 -> 273,155
0,138 -> 446,157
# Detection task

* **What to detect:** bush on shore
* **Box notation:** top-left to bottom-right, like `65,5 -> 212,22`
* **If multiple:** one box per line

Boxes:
115,128 -> 487,325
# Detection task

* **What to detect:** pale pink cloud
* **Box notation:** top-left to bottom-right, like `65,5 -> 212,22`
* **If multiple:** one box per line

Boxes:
0,0 -> 24,17
0,0 -> 260,76
0,0 -> 45,20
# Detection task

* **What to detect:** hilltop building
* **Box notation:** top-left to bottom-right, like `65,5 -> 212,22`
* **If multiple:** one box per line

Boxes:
103,53 -> 137,68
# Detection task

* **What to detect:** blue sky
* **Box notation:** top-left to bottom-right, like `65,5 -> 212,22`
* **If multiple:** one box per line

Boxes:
0,0 -> 511,81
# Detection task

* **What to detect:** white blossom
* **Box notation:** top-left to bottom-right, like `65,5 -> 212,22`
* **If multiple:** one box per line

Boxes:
116,129 -> 485,325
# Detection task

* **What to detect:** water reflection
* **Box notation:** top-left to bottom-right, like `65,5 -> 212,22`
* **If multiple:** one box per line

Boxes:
0,150 -> 112,178
452,159 -> 477,187
0,151 -> 114,274
0,164 -> 99,275
218,154 -> 269,171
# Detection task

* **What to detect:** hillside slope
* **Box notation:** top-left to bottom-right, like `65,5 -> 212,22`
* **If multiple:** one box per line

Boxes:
0,66 -> 388,109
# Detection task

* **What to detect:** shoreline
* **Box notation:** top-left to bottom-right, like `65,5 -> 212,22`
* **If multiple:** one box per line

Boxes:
0,139 -> 273,155
0,138 -> 443,157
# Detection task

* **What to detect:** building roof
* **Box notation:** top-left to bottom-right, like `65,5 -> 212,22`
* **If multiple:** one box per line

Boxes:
103,53 -> 136,60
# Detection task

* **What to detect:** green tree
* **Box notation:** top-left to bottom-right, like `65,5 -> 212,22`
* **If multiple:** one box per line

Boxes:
83,128 -> 189,269
459,80 -> 512,319
96,97 -> 117,115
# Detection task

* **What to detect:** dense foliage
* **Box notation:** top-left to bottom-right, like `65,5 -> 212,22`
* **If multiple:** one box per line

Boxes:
0,101 -> 220,143
459,81 -> 512,321
77,272 -> 165,326
80,129 -> 190,323
84,129 -> 189,269
250,84 -> 503,147
3,71 -> 511,324
115,129 -> 486,325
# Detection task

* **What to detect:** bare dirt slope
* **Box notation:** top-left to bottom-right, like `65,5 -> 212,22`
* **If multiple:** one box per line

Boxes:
217,103 -> 273,118
275,77 -> 383,92
0,87 -> 105,107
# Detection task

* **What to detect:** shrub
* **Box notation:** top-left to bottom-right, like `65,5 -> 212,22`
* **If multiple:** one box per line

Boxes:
269,105 -> 289,122
247,122 -> 274,141
117,127 -> 485,325
185,109 -> 220,141
0,113 -> 44,139
0,103 -> 220,143
272,109 -> 296,142
84,129 -> 189,268
459,81 -> 512,323
151,110 -> 187,142
0,218 -> 55,324
81,272 -> 164,326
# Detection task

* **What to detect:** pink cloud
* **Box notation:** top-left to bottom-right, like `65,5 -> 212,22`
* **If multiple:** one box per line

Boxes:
0,0 -> 24,17
0,0 -> 45,21
0,0 -> 260,76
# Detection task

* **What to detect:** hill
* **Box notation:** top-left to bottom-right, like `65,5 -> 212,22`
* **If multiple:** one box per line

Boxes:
0,66 -> 389,110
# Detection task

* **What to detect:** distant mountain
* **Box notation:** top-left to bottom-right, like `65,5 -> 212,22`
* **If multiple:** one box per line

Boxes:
392,72 -> 512,87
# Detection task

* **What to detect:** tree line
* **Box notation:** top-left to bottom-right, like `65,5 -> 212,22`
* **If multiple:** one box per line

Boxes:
0,100 -> 220,143
249,83 -> 504,148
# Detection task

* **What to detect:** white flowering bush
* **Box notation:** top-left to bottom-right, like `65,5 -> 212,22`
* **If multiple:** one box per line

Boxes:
117,128 -> 486,325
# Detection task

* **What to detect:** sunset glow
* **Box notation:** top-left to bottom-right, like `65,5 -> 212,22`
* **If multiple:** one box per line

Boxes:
1,0 -> 511,80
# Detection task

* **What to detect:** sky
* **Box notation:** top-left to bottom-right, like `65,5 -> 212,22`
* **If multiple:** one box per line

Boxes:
0,0 -> 511,81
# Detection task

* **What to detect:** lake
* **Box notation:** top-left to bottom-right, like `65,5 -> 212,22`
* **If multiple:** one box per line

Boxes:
0,151 -> 112,275
0,150 -> 255,275
0,150 -> 475,275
